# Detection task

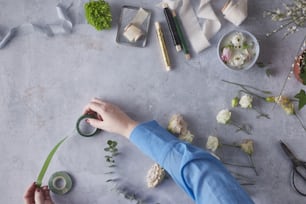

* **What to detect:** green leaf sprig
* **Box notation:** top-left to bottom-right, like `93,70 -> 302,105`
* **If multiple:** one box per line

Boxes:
84,0 -> 112,31
103,140 -> 148,203
104,140 -> 118,166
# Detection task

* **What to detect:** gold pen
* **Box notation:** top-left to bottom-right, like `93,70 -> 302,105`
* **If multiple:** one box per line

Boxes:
155,22 -> 171,71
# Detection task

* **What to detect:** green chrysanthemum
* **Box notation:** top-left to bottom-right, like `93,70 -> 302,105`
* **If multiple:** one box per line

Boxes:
84,0 -> 112,31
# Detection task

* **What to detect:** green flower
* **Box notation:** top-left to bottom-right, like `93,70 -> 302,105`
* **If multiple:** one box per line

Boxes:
265,96 -> 276,103
84,0 -> 112,31
231,97 -> 239,107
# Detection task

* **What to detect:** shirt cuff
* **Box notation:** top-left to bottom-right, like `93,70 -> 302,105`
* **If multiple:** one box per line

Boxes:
129,120 -> 178,164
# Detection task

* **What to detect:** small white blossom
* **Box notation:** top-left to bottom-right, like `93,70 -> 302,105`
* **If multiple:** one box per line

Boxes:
239,94 -> 253,108
206,136 -> 219,152
146,163 -> 166,188
231,32 -> 246,47
216,109 -> 231,124
229,53 -> 247,67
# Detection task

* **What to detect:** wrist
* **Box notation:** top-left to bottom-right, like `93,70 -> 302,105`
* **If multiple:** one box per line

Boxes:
124,120 -> 139,139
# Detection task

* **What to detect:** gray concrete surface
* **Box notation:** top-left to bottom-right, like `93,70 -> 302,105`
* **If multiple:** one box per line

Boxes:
1,0 -> 306,203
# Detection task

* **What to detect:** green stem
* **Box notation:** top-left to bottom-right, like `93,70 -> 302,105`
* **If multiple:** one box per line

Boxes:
294,112 -> 306,132
230,121 -> 252,135
277,35 -> 306,99
222,143 -> 240,148
238,89 -> 267,101
222,80 -> 272,95
267,20 -> 295,37
254,107 -> 270,119
223,161 -> 254,168
248,155 -> 259,176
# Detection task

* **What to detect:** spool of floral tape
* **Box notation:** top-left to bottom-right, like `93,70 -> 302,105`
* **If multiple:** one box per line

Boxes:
48,171 -> 73,195
76,114 -> 100,137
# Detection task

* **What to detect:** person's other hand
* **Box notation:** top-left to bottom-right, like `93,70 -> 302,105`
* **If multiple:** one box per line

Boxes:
24,182 -> 54,204
83,98 -> 139,138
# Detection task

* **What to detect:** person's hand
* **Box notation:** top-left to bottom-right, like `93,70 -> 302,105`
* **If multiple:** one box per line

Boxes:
83,98 -> 139,138
24,182 -> 54,204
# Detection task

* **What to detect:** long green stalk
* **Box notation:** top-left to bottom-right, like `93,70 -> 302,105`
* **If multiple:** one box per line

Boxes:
36,136 -> 68,187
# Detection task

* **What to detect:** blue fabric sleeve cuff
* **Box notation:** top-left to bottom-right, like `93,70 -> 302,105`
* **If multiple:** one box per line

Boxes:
129,120 -> 178,164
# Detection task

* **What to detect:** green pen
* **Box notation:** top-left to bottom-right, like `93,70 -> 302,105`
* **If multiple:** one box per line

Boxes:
172,10 -> 191,60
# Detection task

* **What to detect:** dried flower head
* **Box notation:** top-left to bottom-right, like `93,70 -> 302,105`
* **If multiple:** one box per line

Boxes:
168,114 -> 194,143
240,139 -> 254,155
179,130 -> 195,143
216,109 -> 232,124
167,114 -> 188,135
146,163 -> 166,188
275,95 -> 295,115
239,94 -> 253,108
206,136 -> 220,152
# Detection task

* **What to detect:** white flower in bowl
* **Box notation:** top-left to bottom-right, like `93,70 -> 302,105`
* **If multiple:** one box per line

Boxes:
231,32 -> 246,47
229,53 -> 247,67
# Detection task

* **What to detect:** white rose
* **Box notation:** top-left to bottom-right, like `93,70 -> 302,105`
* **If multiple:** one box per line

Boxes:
206,136 -> 219,152
216,109 -> 231,124
239,94 -> 253,108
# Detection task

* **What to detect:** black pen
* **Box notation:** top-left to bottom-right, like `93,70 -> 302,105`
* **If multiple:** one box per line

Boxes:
163,3 -> 182,52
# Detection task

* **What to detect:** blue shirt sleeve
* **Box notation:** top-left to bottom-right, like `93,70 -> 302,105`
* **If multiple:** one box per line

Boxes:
130,120 -> 254,204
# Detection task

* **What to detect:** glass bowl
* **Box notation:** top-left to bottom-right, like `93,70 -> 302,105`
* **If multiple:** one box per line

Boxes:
217,29 -> 260,71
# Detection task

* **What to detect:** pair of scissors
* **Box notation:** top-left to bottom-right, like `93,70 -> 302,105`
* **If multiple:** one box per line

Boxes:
280,140 -> 306,196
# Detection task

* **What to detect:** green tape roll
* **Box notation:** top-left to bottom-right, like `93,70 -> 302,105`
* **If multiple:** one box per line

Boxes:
48,171 -> 73,195
76,114 -> 100,137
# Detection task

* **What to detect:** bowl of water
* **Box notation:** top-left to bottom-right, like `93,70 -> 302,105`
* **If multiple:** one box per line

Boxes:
217,29 -> 260,71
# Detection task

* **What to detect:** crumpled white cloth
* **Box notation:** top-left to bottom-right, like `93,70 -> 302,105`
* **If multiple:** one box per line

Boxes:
0,3 -> 73,49
157,0 -> 221,53
222,0 -> 248,26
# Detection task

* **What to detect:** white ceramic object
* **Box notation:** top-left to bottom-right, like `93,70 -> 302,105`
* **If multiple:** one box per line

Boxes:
217,29 -> 260,71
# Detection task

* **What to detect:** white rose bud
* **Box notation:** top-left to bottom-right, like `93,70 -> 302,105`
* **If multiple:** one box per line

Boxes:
216,109 -> 232,124
239,94 -> 253,108
206,136 -> 219,152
